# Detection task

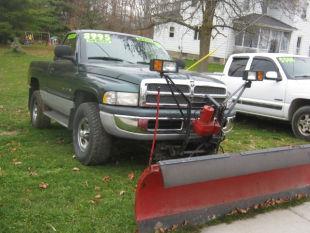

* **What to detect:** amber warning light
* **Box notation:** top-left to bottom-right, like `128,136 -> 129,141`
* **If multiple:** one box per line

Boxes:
150,59 -> 178,73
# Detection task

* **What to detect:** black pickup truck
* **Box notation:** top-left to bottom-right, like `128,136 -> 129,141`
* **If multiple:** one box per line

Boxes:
28,30 -> 229,165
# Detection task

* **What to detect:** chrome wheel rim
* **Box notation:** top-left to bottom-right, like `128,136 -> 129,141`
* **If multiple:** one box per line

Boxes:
32,101 -> 38,122
297,113 -> 310,137
78,117 -> 90,152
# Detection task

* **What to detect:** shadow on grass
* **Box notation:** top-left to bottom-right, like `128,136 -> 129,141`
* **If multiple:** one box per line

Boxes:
35,122 -> 150,167
235,113 -> 292,135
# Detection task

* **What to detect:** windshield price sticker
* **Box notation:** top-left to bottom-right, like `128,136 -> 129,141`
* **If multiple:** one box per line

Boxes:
67,34 -> 77,40
84,33 -> 112,44
136,37 -> 161,47
279,57 -> 295,63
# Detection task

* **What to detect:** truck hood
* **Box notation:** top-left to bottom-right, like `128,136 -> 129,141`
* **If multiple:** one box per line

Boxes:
85,62 -> 225,86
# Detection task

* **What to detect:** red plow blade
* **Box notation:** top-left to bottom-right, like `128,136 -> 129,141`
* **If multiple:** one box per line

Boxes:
135,145 -> 310,232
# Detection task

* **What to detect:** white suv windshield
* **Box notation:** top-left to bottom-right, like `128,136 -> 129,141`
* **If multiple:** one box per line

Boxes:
82,32 -> 171,64
278,57 -> 310,79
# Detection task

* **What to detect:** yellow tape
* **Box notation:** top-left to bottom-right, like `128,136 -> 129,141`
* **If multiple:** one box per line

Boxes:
186,49 -> 217,71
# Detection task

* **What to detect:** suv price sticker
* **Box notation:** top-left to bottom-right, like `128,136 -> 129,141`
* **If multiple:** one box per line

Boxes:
279,57 -> 295,63
84,33 -> 112,44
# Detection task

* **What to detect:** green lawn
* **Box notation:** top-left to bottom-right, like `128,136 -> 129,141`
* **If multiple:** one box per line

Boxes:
0,45 -> 307,233
184,59 -> 224,72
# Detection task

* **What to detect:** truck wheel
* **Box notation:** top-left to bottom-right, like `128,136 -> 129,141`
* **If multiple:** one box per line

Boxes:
30,91 -> 51,128
292,106 -> 310,141
73,103 -> 112,165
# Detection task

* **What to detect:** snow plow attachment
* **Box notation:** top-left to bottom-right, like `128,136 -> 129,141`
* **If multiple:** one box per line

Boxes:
135,145 -> 310,233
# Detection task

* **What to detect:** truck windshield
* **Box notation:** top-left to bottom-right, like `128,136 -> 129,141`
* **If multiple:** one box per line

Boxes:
278,57 -> 310,79
82,32 -> 171,64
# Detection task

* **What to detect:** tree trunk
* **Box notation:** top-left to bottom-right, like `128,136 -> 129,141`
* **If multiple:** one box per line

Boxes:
198,2 -> 215,72
198,24 -> 212,72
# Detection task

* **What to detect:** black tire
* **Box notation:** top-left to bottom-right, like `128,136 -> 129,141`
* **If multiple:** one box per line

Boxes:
292,106 -> 310,141
30,91 -> 51,128
73,102 -> 112,165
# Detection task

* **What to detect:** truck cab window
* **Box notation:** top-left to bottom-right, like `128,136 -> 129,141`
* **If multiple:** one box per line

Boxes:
228,57 -> 249,77
250,58 -> 277,78
63,33 -> 77,55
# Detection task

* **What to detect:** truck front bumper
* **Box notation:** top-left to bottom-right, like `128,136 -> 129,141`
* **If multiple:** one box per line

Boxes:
99,105 -> 234,141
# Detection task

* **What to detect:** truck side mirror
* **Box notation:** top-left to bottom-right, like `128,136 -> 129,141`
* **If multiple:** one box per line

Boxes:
266,71 -> 281,81
54,45 -> 76,63
243,71 -> 264,81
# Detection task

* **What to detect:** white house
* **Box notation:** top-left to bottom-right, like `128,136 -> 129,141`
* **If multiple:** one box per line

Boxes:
153,1 -> 310,62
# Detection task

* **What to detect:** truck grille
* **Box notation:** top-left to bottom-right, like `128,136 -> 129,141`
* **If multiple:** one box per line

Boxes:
140,79 -> 227,109
194,86 -> 226,95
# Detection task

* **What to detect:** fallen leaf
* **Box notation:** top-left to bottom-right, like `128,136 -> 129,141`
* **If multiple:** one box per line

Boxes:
128,172 -> 135,181
29,171 -> 38,176
227,209 -> 238,216
72,167 -> 80,172
94,194 -> 102,199
12,159 -> 22,165
11,147 -> 17,152
154,222 -> 164,233
119,190 -> 125,196
56,138 -> 65,144
0,131 -> 17,137
102,176 -> 111,183
28,167 -> 38,176
95,186 -> 100,191
39,182 -> 49,189
171,224 -> 178,231
0,167 -> 5,177
236,208 -> 249,214
47,223 -> 57,232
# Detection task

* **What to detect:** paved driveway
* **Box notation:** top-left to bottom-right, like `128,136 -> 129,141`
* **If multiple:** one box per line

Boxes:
202,202 -> 310,233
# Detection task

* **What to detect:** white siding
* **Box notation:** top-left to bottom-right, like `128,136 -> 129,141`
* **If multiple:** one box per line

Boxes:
154,23 -> 200,55
268,6 -> 310,56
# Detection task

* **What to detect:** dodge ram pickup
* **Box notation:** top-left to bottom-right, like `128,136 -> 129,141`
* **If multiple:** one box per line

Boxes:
28,30 -> 229,165
211,53 -> 310,141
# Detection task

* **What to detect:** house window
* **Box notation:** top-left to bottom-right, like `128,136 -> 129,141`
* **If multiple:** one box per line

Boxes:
259,28 -> 270,50
269,30 -> 281,53
243,28 -> 259,48
235,31 -> 244,46
296,37 -> 302,55
169,27 -> 175,38
280,32 -> 290,52
194,27 -> 200,40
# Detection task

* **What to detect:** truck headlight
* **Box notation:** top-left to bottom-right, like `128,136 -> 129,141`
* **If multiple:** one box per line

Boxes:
103,91 -> 138,106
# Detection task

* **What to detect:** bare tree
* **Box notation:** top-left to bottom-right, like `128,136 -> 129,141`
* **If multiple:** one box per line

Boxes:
140,0 -> 302,71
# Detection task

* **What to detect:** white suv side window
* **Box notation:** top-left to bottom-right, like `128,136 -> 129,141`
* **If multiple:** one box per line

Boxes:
228,57 -> 249,77
250,58 -> 278,79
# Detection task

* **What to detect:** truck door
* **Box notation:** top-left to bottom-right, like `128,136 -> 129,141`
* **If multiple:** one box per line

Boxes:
238,57 -> 286,118
46,33 -> 78,116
